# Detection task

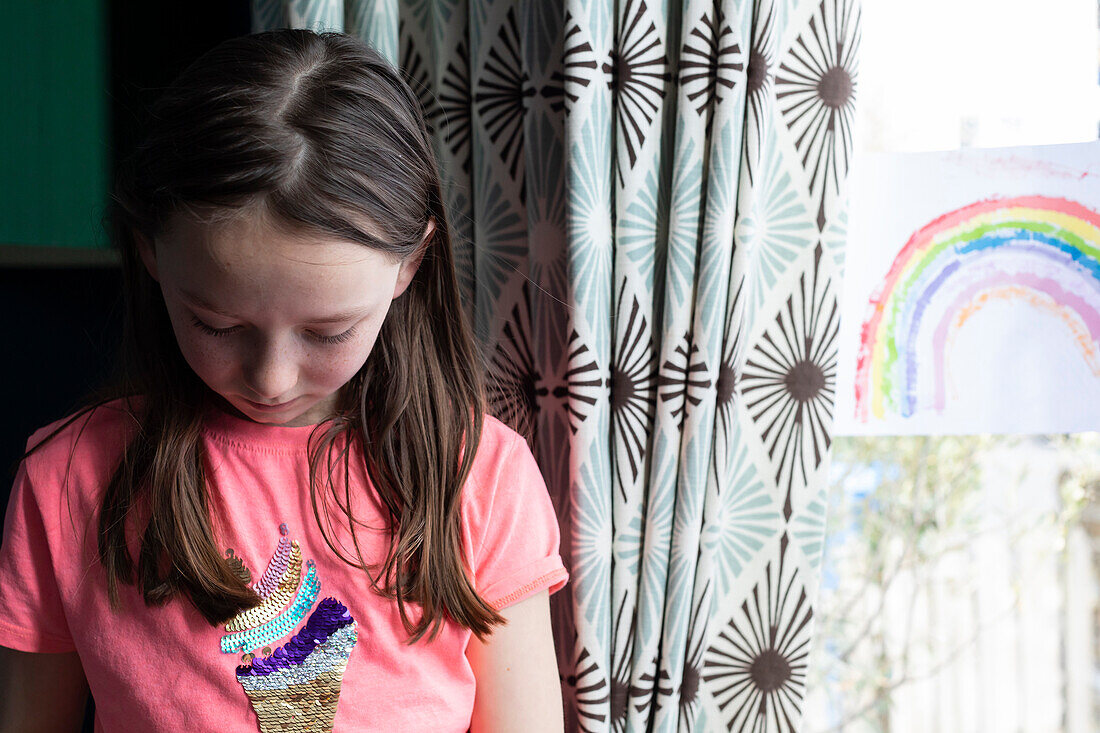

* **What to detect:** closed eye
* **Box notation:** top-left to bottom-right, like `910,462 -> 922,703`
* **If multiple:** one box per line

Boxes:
191,315 -> 239,337
191,315 -> 356,345
308,327 -> 357,345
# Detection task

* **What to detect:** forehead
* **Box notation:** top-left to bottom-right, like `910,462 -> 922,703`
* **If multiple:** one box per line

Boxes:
156,212 -> 400,311
162,210 -> 395,265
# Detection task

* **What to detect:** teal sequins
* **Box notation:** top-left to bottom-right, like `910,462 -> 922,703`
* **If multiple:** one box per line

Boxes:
221,560 -> 320,654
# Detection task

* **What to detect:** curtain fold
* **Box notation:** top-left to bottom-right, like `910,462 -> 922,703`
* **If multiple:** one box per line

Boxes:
256,0 -> 860,729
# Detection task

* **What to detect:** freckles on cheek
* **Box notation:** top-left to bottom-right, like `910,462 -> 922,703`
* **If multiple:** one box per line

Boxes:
317,333 -> 381,388
174,332 -> 237,382
323,347 -> 372,384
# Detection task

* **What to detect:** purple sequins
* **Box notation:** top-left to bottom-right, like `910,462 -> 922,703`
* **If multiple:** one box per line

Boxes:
236,598 -> 355,676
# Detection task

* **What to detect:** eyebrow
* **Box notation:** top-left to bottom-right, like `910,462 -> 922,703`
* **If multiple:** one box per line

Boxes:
180,290 -> 372,325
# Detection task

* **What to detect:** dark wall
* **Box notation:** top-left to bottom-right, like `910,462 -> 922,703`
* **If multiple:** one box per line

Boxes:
2,3 -> 251,731
0,268 -> 123,490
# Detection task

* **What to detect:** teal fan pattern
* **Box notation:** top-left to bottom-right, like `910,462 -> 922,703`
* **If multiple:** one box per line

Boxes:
257,0 -> 860,729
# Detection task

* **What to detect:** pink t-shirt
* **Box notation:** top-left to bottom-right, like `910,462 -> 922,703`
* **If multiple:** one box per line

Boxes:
0,399 -> 568,732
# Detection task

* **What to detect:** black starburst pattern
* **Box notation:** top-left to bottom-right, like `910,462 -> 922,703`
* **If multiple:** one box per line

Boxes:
558,10 -> 598,113
676,578 -> 712,732
632,653 -> 672,720
603,0 -> 669,186
488,283 -> 548,442
609,592 -> 637,733
702,533 -> 813,731
437,39 -> 473,175
679,5 -> 743,126
561,645 -> 611,733
608,284 -> 657,501
743,0 -> 778,184
540,80 -> 568,114
398,19 -> 444,138
523,0 -> 566,116
552,329 -> 603,434
775,0 -> 861,230
657,330 -> 711,434
539,46 -> 568,115
714,278 -> 745,481
740,244 -> 837,521
475,5 -> 535,185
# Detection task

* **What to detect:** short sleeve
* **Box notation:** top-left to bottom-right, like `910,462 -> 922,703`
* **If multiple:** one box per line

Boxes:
464,428 -> 569,610
0,459 -> 76,652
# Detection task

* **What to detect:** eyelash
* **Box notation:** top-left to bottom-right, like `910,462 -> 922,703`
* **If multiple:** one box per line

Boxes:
189,316 -> 356,345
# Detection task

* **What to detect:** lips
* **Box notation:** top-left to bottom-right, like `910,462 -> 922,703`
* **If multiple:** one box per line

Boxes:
242,396 -> 299,412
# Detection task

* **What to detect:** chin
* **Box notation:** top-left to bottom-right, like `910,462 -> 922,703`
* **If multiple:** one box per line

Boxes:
257,401 -> 332,427
221,396 -> 299,424
250,408 -> 311,426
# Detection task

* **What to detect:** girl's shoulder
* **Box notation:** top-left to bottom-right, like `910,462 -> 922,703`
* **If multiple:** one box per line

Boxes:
469,413 -> 530,473
22,397 -> 143,479
476,412 -> 524,450
462,413 -> 544,502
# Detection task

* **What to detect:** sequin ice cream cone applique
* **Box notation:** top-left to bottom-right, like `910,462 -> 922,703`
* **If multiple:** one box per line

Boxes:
222,523 -> 358,733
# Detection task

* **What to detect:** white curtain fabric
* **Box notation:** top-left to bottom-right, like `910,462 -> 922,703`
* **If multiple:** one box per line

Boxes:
254,0 -> 861,729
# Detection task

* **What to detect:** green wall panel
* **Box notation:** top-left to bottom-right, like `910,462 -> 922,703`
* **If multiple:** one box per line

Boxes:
2,0 -> 109,249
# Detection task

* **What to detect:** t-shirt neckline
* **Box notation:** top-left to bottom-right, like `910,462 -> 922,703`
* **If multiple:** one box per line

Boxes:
201,405 -> 330,452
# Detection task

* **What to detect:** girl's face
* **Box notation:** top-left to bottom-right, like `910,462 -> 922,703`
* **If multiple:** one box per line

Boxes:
138,211 -> 431,427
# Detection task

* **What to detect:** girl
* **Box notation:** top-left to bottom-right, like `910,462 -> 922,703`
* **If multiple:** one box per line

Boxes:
0,29 -> 567,733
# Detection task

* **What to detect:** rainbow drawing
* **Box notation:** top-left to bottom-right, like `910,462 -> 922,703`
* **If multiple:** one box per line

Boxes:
855,195 -> 1100,421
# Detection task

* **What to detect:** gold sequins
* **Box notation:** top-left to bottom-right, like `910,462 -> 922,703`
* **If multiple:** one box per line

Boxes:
225,542 -> 302,632
225,548 -> 254,585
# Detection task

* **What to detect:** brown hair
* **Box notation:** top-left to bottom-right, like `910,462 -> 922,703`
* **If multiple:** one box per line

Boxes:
27,29 -> 504,644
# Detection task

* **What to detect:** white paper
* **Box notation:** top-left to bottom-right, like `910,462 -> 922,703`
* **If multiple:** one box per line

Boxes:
834,141 -> 1100,435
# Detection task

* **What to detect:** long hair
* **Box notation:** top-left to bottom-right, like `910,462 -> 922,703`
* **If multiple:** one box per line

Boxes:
28,29 -> 503,644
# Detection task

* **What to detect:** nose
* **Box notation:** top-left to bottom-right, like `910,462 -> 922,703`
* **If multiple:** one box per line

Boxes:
242,337 -> 298,402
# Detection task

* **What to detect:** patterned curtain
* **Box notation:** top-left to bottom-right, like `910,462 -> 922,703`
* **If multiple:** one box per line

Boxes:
254,0 -> 860,729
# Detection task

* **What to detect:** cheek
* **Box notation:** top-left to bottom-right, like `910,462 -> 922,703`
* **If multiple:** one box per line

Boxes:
308,322 -> 386,389
177,336 -> 240,388
180,336 -> 237,378
305,350 -> 362,389
163,309 -> 239,384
